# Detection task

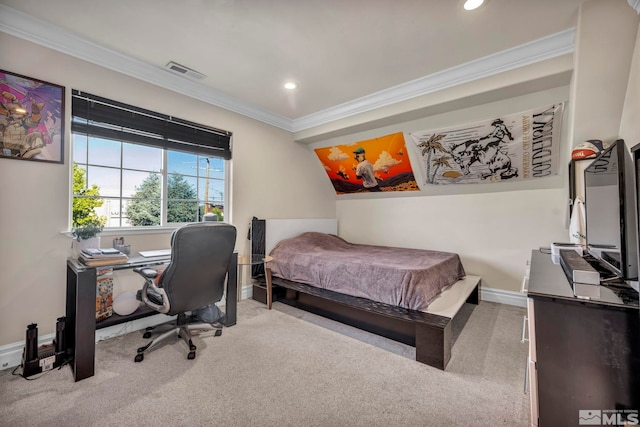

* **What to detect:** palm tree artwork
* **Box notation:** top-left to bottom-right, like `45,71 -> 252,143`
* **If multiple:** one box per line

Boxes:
430,155 -> 453,183
416,134 -> 447,182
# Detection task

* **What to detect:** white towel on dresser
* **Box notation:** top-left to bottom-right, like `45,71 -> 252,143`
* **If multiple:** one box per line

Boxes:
569,198 -> 586,246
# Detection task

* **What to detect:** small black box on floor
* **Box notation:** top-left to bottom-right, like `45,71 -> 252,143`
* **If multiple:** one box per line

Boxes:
20,317 -> 67,378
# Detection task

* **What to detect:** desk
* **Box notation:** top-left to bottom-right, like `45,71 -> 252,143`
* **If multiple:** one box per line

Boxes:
65,252 -> 237,382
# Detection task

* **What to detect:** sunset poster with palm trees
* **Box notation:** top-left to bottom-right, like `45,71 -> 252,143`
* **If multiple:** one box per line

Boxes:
314,132 -> 420,194
410,103 -> 564,185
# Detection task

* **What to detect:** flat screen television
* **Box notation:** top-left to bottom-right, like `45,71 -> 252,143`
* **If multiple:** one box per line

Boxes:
584,139 -> 638,280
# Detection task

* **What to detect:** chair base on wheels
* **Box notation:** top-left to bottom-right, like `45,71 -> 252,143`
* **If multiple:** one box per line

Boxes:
134,313 -> 223,362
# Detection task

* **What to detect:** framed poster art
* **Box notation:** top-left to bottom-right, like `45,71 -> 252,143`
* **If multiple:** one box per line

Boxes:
0,69 -> 65,164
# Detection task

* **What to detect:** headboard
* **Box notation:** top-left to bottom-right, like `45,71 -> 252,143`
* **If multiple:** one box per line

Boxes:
265,218 -> 338,254
250,218 -> 338,276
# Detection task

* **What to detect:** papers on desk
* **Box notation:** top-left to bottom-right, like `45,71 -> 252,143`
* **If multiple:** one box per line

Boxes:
78,248 -> 129,267
139,249 -> 171,258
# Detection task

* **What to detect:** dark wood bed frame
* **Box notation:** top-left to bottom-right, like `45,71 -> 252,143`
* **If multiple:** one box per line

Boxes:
252,277 -> 480,370
248,217 -> 480,370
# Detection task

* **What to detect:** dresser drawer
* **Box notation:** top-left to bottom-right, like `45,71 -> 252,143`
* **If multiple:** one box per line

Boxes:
527,298 -> 536,362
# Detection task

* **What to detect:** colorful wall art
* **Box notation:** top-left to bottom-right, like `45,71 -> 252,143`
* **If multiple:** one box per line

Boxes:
0,69 -> 65,164
314,132 -> 419,194
410,103 -> 564,185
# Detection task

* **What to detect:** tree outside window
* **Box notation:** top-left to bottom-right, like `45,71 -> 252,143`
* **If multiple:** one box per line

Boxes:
126,173 -> 201,226
72,164 -> 106,235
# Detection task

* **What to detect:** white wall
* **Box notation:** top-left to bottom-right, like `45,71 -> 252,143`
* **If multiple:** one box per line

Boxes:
569,0 -> 639,148
565,0 -> 639,204
313,87 -> 571,293
309,0 -> 640,294
337,189 -> 567,292
0,34 -> 335,346
620,23 -> 640,145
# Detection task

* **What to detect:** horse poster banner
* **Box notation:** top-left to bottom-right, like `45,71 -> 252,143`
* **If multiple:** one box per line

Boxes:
409,103 -> 564,185
314,132 -> 420,194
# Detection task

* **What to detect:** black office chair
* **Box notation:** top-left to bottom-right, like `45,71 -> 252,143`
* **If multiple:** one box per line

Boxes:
132,222 -> 237,362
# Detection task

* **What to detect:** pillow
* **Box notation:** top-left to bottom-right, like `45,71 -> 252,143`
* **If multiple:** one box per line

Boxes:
112,291 -> 140,316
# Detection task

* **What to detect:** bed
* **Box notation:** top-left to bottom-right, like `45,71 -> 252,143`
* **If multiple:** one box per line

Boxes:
250,218 -> 481,370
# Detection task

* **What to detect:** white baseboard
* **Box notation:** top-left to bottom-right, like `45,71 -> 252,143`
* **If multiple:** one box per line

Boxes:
2,286 -> 524,371
94,313 -> 175,342
481,286 -> 527,307
0,313 -> 174,371
240,284 -> 253,301
0,333 -> 57,372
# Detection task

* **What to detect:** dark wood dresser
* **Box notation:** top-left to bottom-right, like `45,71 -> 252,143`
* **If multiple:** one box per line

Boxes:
526,249 -> 639,426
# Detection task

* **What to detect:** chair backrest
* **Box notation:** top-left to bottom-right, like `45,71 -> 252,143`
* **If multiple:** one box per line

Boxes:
159,222 -> 237,315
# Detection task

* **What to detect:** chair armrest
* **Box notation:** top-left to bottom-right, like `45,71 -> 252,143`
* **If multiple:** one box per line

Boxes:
134,267 -> 169,314
133,267 -> 169,313
133,267 -> 160,280
139,281 -> 171,314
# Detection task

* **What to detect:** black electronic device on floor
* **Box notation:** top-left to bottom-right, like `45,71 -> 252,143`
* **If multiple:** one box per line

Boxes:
20,317 -> 67,378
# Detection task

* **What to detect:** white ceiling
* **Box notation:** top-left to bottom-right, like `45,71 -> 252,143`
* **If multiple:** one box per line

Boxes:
1,0 -> 593,131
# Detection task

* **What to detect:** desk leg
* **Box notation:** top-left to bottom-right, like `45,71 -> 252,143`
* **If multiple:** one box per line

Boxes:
67,265 -> 97,382
225,253 -> 237,326
265,266 -> 273,310
65,265 -> 76,363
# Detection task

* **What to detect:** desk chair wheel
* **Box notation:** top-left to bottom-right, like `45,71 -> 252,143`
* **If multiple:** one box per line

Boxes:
143,326 -> 154,339
134,353 -> 144,363
188,351 -> 196,360
137,343 -> 151,353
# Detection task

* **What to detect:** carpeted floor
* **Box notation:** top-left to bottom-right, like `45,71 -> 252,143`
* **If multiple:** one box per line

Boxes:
0,299 -> 529,426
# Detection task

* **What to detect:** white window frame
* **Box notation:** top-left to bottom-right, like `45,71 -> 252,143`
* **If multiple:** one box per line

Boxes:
70,134 -> 230,233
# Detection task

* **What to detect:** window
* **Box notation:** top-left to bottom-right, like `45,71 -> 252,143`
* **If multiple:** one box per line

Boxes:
71,90 -> 231,228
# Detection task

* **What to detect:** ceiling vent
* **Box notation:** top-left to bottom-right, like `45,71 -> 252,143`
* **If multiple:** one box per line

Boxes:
165,61 -> 206,80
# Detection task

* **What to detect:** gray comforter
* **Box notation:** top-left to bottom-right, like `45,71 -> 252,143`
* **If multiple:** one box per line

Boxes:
269,232 -> 466,311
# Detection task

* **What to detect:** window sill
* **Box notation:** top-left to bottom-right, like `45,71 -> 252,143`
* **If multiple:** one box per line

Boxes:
61,226 -> 178,238
101,227 -> 178,236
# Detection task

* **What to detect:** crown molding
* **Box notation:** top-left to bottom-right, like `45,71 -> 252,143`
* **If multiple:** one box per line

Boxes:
629,0 -> 640,14
0,4 -> 575,133
291,28 -> 575,132
0,4 -> 293,130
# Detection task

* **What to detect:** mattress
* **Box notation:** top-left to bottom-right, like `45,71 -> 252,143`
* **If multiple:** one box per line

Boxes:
269,232 -> 466,311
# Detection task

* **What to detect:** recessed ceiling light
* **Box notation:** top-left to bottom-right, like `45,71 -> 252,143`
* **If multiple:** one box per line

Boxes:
284,82 -> 297,90
463,0 -> 484,10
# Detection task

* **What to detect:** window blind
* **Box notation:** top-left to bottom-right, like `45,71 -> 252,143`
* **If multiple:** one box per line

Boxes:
71,90 -> 232,160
